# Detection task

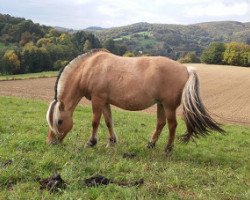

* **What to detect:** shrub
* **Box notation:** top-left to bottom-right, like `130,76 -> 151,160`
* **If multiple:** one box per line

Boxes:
201,42 -> 225,64
223,42 -> 250,67
178,52 -> 200,63
53,60 -> 69,71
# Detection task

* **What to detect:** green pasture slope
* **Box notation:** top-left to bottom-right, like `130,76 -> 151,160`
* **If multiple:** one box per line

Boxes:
0,71 -> 58,81
0,96 -> 249,199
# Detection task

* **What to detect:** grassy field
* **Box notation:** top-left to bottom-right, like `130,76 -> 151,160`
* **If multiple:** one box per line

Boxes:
0,71 -> 58,81
0,96 -> 249,199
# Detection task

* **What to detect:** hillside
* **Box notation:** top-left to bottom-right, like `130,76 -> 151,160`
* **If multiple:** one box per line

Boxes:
92,21 -> 250,58
0,13 -> 249,66
0,13 -> 101,74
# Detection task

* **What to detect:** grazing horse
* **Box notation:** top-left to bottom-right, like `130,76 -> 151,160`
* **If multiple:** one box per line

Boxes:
46,49 -> 224,156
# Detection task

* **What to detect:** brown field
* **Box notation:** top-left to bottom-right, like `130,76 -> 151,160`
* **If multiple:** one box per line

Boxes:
0,64 -> 249,126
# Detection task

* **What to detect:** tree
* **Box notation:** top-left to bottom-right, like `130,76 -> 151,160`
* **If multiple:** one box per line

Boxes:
83,40 -> 92,52
36,38 -> 52,47
87,33 -> 101,49
223,42 -> 250,67
53,60 -> 69,71
21,43 -> 52,72
201,42 -> 225,64
58,33 -> 71,45
48,28 -> 61,37
115,45 -> 127,56
103,39 -> 115,53
2,49 -> 20,74
178,52 -> 200,63
19,31 -> 33,46
0,50 -> 5,74
72,31 -> 87,52
123,51 -> 135,57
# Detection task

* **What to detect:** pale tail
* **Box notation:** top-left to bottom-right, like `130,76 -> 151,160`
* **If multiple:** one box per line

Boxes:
181,67 -> 224,142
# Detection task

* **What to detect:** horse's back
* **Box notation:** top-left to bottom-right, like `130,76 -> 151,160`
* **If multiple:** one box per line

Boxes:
82,51 -> 189,110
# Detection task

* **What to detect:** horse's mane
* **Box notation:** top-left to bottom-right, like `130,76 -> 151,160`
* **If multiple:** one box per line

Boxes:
54,48 -> 110,101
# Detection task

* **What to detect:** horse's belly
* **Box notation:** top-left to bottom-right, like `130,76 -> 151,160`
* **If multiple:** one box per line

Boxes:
109,95 -> 156,111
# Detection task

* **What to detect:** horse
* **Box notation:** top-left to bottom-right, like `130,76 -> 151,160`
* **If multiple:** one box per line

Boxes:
46,49 -> 224,156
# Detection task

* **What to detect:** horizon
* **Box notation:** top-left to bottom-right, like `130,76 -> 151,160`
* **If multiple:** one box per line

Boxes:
0,12 -> 249,31
0,0 -> 249,29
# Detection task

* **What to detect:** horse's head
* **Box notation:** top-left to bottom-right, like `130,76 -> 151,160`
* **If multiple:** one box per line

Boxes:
46,100 -> 73,144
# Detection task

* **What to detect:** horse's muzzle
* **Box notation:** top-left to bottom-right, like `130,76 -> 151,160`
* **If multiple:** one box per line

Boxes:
47,129 -> 62,145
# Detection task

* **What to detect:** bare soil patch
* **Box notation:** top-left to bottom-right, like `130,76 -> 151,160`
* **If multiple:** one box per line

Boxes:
0,64 -> 249,125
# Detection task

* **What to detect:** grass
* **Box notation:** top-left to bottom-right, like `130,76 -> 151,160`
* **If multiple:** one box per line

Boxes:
0,96 -> 249,199
0,71 -> 58,81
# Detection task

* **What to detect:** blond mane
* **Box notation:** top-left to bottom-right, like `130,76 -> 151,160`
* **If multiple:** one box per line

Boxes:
55,49 -> 110,100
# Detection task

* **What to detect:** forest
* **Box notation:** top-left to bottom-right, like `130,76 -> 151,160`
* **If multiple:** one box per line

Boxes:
0,14 -> 249,74
0,14 -> 126,74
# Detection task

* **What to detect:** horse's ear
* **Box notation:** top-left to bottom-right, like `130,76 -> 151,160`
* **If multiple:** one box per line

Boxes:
59,101 -> 65,111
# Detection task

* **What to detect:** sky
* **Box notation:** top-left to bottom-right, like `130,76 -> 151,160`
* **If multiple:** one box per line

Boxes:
0,0 -> 249,29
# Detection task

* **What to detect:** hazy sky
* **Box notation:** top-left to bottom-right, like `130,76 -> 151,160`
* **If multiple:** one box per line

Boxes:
0,0 -> 249,29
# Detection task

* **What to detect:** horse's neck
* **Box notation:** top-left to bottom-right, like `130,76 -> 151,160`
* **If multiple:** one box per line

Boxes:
58,79 -> 82,113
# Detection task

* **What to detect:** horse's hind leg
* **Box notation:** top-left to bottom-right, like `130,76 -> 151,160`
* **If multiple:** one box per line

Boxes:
85,97 -> 105,147
164,108 -> 177,157
147,103 -> 166,148
103,104 -> 117,147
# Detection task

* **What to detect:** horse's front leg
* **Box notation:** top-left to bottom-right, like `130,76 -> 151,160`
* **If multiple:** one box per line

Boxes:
103,104 -> 117,147
85,97 -> 105,147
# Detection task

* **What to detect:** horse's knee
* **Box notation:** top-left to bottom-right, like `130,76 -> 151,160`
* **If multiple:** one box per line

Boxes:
92,121 -> 99,129
167,118 -> 177,129
170,120 -> 177,129
158,121 -> 166,129
105,121 -> 111,129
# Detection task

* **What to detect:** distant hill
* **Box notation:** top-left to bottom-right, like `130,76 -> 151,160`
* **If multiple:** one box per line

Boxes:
0,13 -> 249,60
53,26 -> 77,34
85,26 -> 106,31
92,21 -> 250,58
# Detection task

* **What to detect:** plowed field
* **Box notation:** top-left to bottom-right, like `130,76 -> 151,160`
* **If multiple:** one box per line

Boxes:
1,64 -> 249,126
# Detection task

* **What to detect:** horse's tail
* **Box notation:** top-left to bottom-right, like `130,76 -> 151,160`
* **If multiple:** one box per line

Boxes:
181,67 -> 225,142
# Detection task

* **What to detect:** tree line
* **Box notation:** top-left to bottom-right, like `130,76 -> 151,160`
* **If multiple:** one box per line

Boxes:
178,42 -> 250,67
0,14 -> 127,74
200,42 -> 250,67
0,14 -> 249,74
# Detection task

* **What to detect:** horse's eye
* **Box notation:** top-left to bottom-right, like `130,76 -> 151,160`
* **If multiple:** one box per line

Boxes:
58,119 -> 63,125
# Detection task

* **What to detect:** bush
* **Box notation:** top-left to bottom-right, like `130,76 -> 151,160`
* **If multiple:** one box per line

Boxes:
53,60 -> 69,71
123,51 -> 135,57
178,52 -> 200,63
201,42 -> 225,64
2,49 -> 20,74
223,42 -> 250,67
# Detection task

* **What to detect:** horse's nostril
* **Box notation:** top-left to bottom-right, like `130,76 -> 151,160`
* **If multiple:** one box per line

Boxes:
58,120 -> 63,125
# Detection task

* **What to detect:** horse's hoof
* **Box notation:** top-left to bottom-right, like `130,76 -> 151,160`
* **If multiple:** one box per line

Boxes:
165,144 -> 174,157
84,138 -> 97,148
47,138 -> 60,145
147,141 -> 155,149
106,138 -> 117,148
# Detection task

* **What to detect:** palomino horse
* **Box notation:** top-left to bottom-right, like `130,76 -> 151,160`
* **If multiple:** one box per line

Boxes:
46,49 -> 224,156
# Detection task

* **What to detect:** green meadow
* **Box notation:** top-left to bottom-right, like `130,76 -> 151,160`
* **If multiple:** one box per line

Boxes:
0,96 -> 249,199
0,71 -> 58,81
